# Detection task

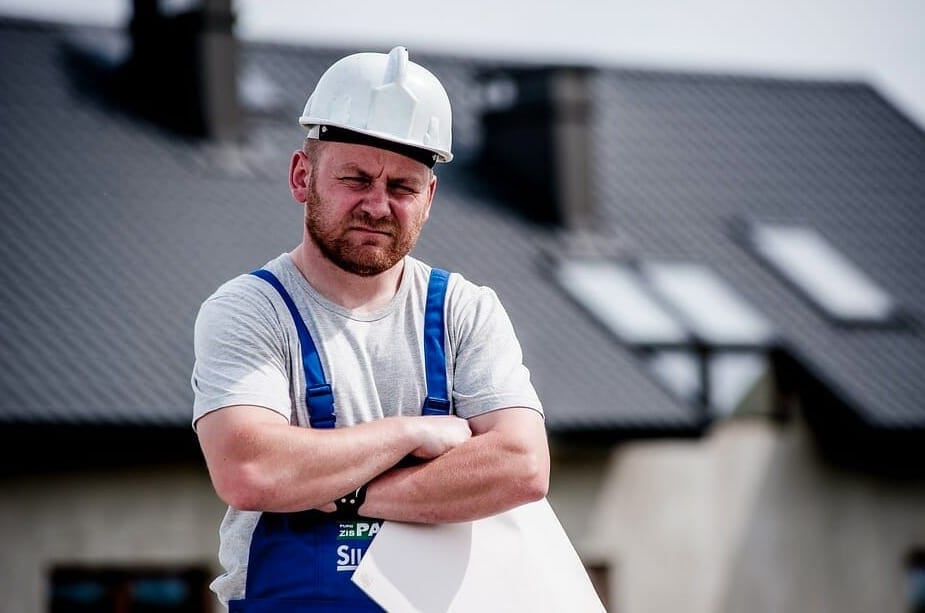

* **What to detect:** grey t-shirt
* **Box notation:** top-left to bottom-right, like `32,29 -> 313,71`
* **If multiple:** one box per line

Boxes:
191,253 -> 542,603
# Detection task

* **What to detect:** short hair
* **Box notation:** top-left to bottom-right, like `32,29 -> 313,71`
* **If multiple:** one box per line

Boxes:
302,137 -> 327,167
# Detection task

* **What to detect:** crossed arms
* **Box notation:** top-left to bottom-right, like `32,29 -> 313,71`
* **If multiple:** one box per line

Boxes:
195,404 -> 549,523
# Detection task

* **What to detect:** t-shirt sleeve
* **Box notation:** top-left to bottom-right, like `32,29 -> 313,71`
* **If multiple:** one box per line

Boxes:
191,280 -> 293,429
448,282 -> 543,419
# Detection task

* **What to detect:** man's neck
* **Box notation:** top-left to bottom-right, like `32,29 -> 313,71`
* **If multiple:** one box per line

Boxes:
289,244 -> 404,312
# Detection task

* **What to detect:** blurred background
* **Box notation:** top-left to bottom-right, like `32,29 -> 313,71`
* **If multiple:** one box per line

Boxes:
0,1 -> 923,612
2,0 -> 924,130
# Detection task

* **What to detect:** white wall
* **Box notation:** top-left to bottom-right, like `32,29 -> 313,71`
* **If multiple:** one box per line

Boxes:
553,417 -> 925,613
5,420 -> 924,613
0,463 -> 227,613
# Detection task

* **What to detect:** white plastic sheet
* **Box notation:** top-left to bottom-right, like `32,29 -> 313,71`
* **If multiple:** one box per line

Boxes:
352,498 -> 606,612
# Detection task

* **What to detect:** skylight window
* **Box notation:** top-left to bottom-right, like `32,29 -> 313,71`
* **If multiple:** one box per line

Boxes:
641,262 -> 776,346
556,257 -> 776,415
648,351 -> 769,416
749,224 -> 896,323
555,258 -> 774,347
555,259 -> 687,345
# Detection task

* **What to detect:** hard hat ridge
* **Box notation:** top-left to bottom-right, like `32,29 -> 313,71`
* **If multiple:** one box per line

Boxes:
300,46 -> 453,165
382,45 -> 408,86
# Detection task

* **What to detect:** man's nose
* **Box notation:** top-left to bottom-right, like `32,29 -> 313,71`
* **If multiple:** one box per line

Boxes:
358,182 -> 391,217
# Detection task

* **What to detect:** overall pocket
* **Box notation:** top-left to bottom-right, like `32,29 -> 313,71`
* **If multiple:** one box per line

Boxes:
241,510 -> 384,610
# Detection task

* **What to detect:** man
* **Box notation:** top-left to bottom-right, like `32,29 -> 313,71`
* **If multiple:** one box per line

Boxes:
192,46 -> 549,611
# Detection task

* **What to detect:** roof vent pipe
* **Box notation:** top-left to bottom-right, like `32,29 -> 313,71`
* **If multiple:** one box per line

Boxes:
124,0 -> 241,141
477,67 -> 594,230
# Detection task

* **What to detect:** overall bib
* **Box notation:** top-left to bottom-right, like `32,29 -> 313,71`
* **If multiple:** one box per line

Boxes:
228,267 -> 452,612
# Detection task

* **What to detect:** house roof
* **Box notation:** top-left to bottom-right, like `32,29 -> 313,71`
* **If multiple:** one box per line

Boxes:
1,16 -> 921,441
585,69 -> 925,429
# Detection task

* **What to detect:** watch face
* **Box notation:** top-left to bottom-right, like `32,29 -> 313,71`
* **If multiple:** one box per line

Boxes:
335,486 -> 367,517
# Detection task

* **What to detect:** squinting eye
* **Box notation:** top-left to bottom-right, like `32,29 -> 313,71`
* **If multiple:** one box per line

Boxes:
390,184 -> 417,195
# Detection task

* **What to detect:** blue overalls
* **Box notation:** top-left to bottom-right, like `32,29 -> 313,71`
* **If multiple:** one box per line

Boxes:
228,267 -> 452,612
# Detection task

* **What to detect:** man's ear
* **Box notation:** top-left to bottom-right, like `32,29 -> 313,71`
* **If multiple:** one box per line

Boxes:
289,150 -> 310,203
422,174 -> 437,222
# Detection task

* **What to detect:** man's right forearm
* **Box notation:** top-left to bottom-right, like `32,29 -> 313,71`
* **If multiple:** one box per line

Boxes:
196,405 -> 471,513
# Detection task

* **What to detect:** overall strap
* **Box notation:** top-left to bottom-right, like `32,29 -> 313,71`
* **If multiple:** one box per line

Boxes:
250,269 -> 336,429
250,266 -> 451,424
422,268 -> 451,416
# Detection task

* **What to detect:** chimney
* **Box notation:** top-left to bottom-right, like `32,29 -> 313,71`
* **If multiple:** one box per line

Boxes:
478,67 -> 593,230
120,0 -> 241,141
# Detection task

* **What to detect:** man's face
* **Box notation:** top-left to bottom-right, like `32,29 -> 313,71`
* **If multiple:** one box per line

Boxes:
302,141 -> 436,276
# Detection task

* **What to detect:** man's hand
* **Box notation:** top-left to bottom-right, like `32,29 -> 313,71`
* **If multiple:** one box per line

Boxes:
409,415 -> 472,459
313,415 -> 471,514
362,407 -> 549,523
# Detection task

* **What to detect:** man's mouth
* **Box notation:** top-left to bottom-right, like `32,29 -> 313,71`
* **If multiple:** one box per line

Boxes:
350,225 -> 393,237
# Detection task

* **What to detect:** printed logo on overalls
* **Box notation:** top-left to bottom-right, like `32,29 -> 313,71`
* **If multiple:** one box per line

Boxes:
336,520 -> 382,572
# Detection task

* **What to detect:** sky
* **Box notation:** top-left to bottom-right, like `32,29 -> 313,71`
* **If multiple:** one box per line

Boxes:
2,0 -> 923,129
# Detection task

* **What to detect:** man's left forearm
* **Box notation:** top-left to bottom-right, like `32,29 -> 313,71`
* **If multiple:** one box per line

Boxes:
360,407 -> 549,523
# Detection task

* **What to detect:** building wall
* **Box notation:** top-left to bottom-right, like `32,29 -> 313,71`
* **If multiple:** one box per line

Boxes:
0,463 -> 227,613
555,417 -> 925,613
5,421 -> 923,613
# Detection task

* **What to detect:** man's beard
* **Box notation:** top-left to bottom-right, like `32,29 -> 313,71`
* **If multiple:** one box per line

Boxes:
305,177 -> 426,277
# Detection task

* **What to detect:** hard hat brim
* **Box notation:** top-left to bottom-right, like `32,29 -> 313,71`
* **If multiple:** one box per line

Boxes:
301,119 -> 453,164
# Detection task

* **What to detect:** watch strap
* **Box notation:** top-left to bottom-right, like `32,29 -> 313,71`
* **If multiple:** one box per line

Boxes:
335,484 -> 368,517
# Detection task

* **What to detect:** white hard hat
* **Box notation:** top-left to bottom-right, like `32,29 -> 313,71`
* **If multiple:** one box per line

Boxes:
300,46 -> 453,166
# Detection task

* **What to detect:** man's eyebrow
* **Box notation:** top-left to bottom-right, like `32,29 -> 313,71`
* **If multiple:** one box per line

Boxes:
334,162 -> 375,177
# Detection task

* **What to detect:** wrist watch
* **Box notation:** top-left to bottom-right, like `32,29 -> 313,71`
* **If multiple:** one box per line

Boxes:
335,484 -> 368,517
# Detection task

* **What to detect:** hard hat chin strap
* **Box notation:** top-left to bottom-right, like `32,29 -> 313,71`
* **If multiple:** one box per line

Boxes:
311,125 -> 438,168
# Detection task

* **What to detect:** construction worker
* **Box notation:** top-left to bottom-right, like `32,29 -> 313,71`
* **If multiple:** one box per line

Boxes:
191,46 -> 549,611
